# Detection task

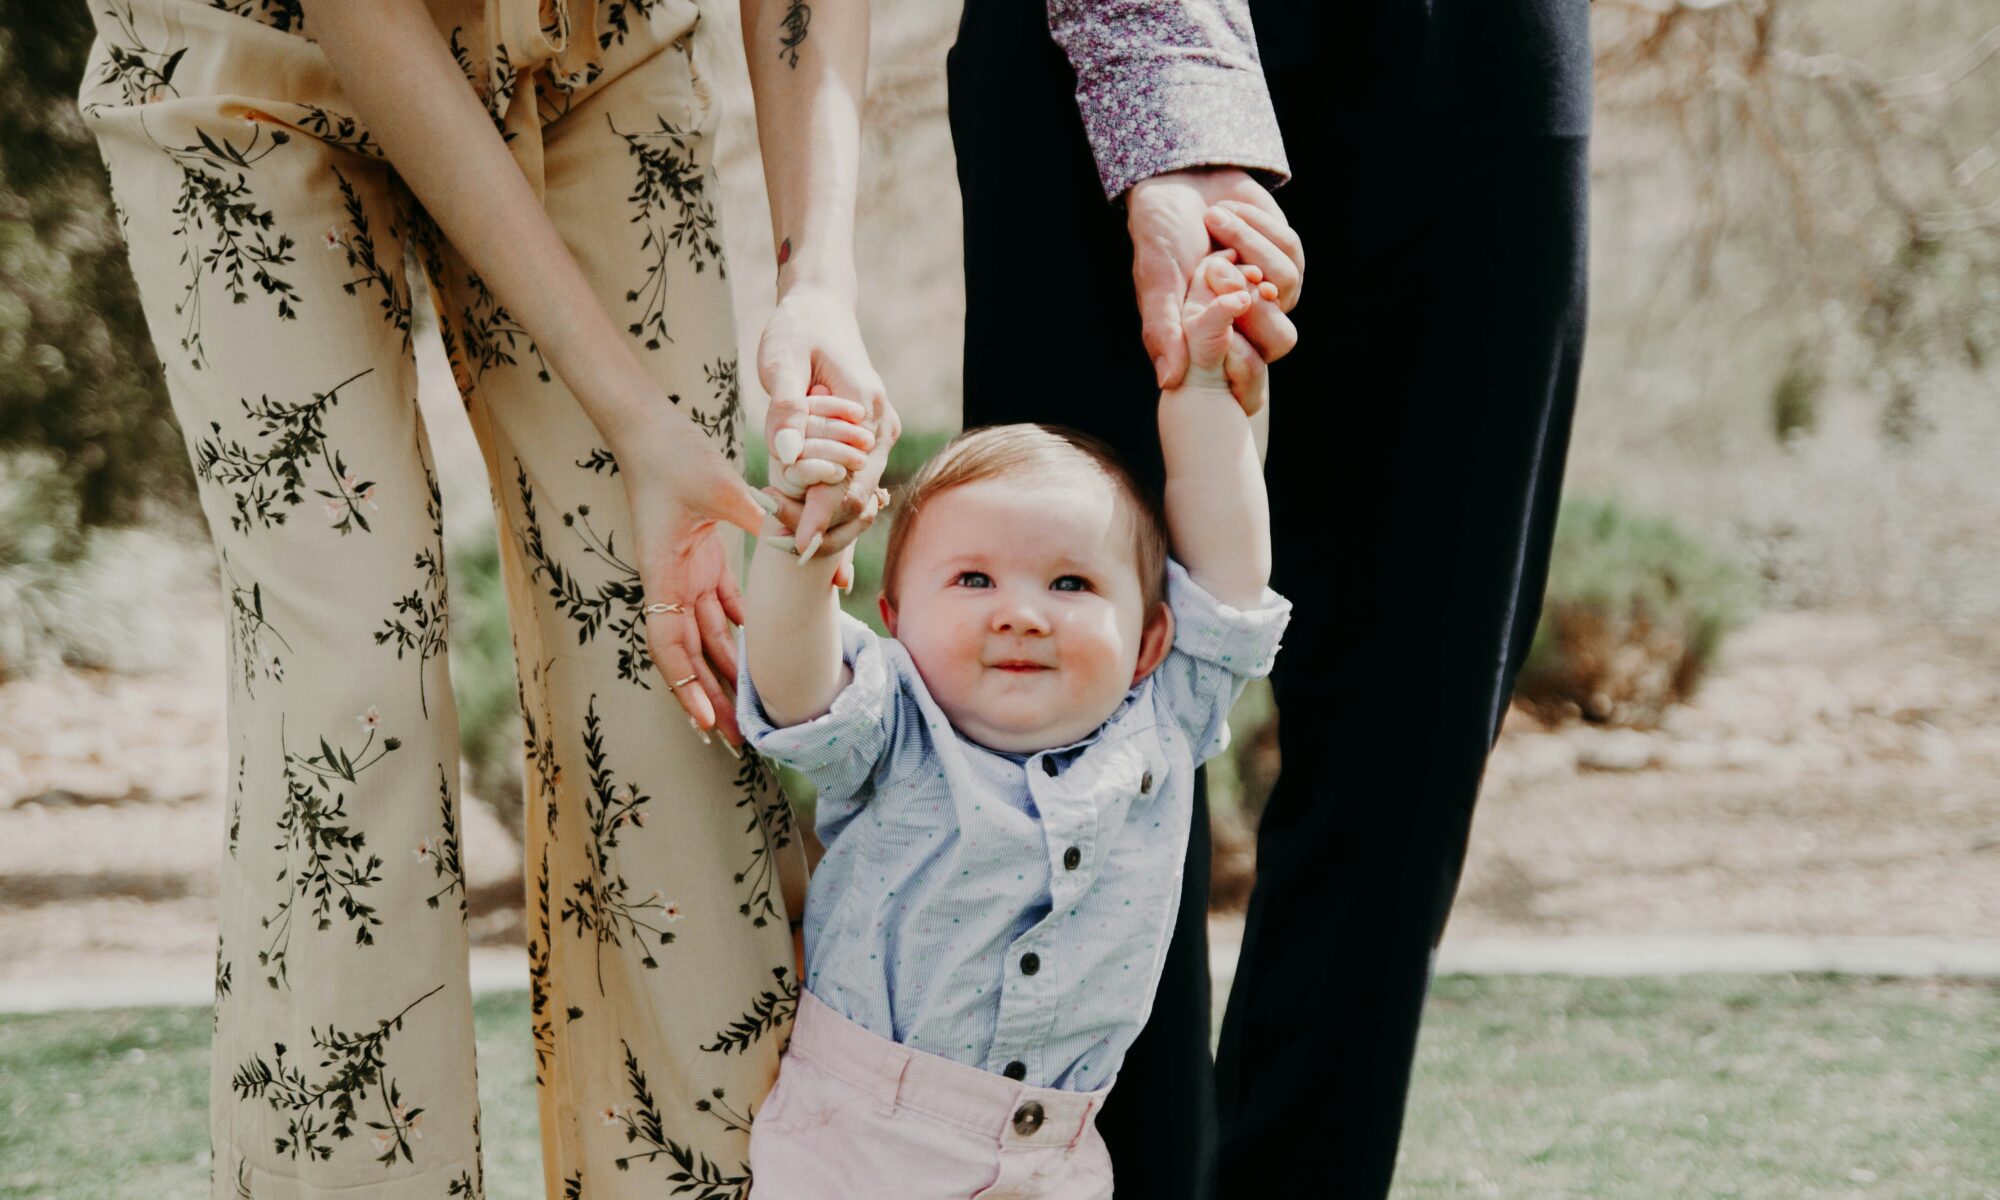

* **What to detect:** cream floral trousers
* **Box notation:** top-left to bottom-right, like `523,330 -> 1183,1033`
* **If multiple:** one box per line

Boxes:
79,2 -> 799,1196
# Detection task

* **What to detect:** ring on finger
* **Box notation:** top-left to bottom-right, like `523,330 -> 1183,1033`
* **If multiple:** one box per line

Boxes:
644,601 -> 686,616
668,674 -> 698,689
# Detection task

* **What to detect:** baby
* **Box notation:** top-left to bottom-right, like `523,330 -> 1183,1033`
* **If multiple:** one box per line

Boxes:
737,253 -> 1289,1198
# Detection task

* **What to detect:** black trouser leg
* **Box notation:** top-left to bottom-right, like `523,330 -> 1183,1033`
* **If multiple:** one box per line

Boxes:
948,3 -> 1218,1195
1211,124 -> 1590,1199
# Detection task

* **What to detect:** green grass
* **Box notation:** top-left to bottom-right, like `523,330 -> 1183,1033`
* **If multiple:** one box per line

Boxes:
4,978 -> 1994,1198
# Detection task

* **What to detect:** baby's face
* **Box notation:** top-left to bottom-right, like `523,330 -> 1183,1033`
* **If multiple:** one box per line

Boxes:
882,476 -> 1170,755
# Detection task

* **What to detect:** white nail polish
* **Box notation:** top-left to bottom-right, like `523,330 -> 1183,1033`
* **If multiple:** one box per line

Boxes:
750,491 -> 782,516
767,535 -> 798,553
720,738 -> 742,760
687,715 -> 712,745
773,428 -> 804,465
796,532 -> 824,565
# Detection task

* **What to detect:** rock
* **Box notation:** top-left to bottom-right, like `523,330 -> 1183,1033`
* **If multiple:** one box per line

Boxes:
1659,740 -> 1726,771
1574,729 -> 1659,772
1720,737 -> 1777,770
1493,733 -> 1582,785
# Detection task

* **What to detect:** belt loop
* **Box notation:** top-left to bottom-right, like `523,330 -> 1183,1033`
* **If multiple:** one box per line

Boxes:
1065,1097 -> 1095,1150
874,1043 -> 913,1116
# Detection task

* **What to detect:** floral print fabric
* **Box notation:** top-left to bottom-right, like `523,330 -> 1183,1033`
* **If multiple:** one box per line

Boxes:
78,2 -> 795,1197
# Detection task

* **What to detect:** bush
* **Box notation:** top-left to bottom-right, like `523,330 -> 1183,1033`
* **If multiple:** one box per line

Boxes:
0,6 -> 195,528
0,450 -> 206,679
1515,496 -> 1753,729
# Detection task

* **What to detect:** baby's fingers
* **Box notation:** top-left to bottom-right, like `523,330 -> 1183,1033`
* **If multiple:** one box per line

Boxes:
781,458 -> 848,491
804,392 -> 870,426
1181,287 -> 1256,367
793,438 -> 870,475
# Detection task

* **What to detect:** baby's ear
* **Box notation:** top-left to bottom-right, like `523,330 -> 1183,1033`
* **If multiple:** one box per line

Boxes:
1131,600 -> 1174,685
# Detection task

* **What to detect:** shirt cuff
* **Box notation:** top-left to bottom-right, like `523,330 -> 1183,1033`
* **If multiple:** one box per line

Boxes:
736,614 -> 892,780
1165,558 -> 1290,680
1076,66 -> 1292,201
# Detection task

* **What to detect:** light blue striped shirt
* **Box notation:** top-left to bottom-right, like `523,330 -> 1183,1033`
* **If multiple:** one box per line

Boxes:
739,560 -> 1289,1091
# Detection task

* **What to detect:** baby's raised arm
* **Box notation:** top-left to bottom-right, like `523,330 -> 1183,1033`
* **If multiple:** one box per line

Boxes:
745,391 -> 878,727
1156,255 -> 1274,610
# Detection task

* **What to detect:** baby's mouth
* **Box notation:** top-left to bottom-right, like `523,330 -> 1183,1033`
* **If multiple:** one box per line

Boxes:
989,660 -> 1052,673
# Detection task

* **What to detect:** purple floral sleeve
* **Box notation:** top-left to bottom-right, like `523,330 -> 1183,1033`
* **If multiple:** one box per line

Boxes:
1047,0 -> 1292,201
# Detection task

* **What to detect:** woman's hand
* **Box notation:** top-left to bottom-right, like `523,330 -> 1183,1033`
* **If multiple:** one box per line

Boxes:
618,418 -> 767,749
757,284 -> 902,555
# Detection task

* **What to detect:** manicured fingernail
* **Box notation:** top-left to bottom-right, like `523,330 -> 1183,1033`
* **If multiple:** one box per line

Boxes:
720,737 -> 742,760
1154,357 -> 1169,384
838,576 -> 853,595
686,715 -> 712,745
773,428 -> 803,465
795,532 -> 824,565
750,490 -> 781,515
767,534 -> 797,553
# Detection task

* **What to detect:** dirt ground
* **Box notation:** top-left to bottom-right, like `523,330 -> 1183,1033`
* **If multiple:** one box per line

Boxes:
3,599 -> 1995,994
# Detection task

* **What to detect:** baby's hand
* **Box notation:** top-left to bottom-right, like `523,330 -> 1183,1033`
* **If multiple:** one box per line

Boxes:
769,385 -> 876,500
1179,252 -> 1266,410
759,384 -> 885,572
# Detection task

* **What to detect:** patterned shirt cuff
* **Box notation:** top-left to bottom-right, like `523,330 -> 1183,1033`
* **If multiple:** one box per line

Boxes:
1078,67 -> 1292,201
1164,558 -> 1290,679
736,616 -> 892,781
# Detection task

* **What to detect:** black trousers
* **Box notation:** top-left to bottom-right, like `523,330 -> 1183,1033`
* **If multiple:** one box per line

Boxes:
948,3 -> 1589,1196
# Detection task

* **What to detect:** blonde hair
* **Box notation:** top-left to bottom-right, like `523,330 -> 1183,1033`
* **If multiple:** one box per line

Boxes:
881,424 -> 1168,611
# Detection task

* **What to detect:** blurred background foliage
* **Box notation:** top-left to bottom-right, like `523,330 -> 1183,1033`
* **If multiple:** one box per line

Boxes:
0,2 -> 194,531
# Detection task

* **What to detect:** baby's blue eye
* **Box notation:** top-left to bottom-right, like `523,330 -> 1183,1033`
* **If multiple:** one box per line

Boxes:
955,571 -> 992,588
1051,575 -> 1091,593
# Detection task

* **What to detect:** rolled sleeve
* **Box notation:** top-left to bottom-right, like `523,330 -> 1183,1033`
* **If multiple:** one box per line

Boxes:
737,615 -> 903,837
1048,0 -> 1291,200
1153,558 -> 1291,763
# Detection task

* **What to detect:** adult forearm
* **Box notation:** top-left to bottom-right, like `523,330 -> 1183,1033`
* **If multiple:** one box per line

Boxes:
1158,382 -> 1271,609
301,0 -> 689,461
1046,0 -> 1289,201
741,0 -> 866,298
744,526 -> 849,726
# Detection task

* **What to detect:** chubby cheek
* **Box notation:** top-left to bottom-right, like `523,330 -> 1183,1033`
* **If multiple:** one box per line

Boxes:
1058,608 -> 1136,698
905,609 -> 989,704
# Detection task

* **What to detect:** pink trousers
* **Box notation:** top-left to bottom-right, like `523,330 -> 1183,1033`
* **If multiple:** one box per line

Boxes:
749,991 -> 1116,1198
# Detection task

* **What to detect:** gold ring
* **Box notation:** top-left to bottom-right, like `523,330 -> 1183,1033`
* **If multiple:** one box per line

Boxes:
643,601 -> 685,616
874,486 -> 892,508
668,674 -> 698,689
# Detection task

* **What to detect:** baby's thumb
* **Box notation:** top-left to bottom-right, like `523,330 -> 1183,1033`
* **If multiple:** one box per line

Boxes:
1182,290 -> 1255,365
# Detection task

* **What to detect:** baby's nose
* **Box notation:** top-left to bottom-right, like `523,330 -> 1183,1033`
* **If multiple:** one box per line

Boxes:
990,597 -> 1051,634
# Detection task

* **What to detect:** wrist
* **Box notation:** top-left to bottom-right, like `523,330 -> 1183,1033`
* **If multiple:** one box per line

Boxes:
776,262 -> 857,306
1169,362 -> 1233,394
603,402 -> 701,480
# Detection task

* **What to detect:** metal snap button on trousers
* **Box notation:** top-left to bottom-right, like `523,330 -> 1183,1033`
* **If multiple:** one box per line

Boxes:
1013,1101 -> 1046,1136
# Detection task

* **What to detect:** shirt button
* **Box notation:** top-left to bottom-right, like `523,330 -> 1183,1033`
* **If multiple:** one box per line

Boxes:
1140,770 -> 1154,794
1013,1101 -> 1046,1136
1042,756 -> 1059,777
1003,1060 -> 1027,1081
1063,846 -> 1082,871
1020,952 -> 1041,976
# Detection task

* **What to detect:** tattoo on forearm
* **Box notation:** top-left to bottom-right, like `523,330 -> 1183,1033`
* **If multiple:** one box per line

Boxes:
778,1 -> 811,68
776,236 -> 793,267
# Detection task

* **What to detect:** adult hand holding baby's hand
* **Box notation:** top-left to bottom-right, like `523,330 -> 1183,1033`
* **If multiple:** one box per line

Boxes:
757,284 -> 901,559
1127,168 -> 1302,410
758,386 -> 889,571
